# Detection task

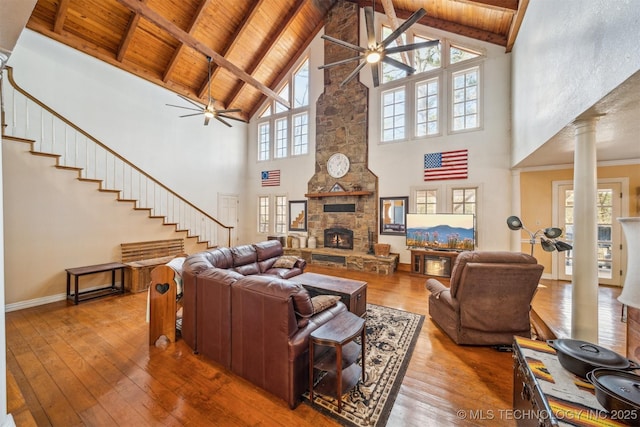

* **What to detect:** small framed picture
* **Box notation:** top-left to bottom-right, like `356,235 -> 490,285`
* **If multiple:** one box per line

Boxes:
288,200 -> 307,231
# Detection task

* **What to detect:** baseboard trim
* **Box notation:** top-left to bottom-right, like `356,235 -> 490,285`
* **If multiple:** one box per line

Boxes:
4,282 -> 124,312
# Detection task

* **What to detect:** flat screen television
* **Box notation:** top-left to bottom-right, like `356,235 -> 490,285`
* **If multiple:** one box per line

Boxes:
406,213 -> 475,251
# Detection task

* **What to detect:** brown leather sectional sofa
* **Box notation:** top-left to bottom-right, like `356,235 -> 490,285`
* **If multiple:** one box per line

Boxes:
181,240 -> 347,408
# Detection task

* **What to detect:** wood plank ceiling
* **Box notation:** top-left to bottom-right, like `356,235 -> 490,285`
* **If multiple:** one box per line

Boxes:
25,0 -> 526,121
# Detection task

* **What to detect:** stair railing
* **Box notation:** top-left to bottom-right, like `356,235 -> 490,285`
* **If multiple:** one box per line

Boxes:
1,67 -> 232,248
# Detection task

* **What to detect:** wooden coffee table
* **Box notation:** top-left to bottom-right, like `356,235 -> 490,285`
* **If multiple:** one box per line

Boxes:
309,310 -> 365,412
290,272 -> 367,317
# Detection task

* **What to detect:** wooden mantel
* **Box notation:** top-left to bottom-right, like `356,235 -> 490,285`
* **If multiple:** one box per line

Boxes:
305,191 -> 373,198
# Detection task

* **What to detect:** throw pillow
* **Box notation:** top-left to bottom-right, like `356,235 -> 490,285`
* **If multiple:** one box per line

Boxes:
273,255 -> 298,269
311,295 -> 341,314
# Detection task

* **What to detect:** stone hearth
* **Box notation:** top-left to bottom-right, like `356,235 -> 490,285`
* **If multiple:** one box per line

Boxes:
284,247 -> 398,275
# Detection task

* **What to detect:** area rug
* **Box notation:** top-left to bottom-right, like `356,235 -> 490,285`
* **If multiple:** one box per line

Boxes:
303,303 -> 424,427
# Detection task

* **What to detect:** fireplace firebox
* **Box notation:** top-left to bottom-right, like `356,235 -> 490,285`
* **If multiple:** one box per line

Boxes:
324,228 -> 354,250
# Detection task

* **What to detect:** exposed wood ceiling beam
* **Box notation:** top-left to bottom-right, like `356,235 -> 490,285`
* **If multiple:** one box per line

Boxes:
53,0 -> 70,34
505,0 -> 529,52
115,0 -> 291,109
375,3 -> 507,46
462,0 -> 518,11
226,0 -> 306,110
117,1 -> 143,63
164,0 -> 211,85
200,0 -> 266,100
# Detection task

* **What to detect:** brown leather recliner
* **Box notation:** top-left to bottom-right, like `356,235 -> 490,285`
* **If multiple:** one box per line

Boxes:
425,251 -> 544,345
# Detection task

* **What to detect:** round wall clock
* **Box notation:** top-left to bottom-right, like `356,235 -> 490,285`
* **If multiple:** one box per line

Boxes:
327,153 -> 350,178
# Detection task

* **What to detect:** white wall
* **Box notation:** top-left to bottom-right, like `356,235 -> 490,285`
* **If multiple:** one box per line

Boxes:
7,30 -> 247,216
246,10 -> 514,263
511,0 -> 640,166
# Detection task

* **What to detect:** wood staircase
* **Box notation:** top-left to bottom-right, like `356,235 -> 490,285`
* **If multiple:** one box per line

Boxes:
1,67 -> 232,248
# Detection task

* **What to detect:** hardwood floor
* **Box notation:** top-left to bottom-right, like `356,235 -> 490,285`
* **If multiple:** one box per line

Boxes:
6,265 -> 624,426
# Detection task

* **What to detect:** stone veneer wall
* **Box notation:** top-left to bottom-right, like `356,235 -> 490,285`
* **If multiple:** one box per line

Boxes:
307,0 -> 378,254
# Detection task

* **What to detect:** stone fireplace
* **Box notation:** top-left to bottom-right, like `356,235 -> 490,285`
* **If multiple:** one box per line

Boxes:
306,0 -> 378,254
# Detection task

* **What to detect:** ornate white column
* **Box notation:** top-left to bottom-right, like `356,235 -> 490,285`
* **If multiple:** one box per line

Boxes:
571,117 -> 599,342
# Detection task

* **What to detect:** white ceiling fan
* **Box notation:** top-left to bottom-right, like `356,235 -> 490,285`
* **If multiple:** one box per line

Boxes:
319,4 -> 439,87
166,56 -> 245,127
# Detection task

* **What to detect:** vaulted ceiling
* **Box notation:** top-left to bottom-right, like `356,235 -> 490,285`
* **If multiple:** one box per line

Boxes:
25,0 -> 527,121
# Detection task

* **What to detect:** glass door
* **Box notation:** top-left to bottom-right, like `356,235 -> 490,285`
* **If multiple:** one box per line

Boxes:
557,182 -> 622,286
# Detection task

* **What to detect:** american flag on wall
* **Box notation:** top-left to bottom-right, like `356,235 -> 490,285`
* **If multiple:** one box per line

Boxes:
261,170 -> 281,187
423,150 -> 468,181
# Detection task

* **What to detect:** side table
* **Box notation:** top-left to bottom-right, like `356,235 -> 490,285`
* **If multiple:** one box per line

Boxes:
309,310 -> 366,412
66,262 -> 127,305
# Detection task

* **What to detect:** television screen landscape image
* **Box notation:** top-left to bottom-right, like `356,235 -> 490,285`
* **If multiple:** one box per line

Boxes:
406,213 -> 475,251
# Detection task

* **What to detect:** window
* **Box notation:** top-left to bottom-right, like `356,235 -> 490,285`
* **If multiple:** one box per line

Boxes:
275,196 -> 287,233
416,189 -> 437,214
451,66 -> 479,132
258,123 -> 270,161
275,118 -> 288,158
416,78 -> 439,136
381,87 -> 406,142
452,188 -> 476,215
258,196 -> 269,233
256,58 -> 309,160
375,27 -> 484,142
292,113 -> 308,155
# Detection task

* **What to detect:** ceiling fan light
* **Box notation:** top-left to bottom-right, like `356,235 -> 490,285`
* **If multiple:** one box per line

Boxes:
204,110 -> 214,119
366,51 -> 381,64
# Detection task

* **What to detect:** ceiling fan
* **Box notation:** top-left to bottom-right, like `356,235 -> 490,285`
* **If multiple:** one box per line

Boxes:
319,5 -> 439,87
166,56 -> 245,127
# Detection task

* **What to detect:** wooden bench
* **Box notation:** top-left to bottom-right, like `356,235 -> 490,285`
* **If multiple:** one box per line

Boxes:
121,238 -> 186,292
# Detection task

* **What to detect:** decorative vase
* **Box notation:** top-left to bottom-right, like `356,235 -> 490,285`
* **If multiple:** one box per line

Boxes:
308,236 -> 317,249
287,235 -> 293,248
617,217 -> 640,308
298,235 -> 307,249
291,237 -> 300,249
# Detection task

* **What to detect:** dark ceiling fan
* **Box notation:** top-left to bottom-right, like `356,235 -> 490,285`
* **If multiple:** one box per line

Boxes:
166,56 -> 245,127
319,5 -> 439,87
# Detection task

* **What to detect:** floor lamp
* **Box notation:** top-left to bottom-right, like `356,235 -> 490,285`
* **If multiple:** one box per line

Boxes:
506,216 -> 573,256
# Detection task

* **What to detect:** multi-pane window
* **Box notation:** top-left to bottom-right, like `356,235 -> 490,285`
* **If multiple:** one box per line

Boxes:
257,58 -> 309,160
275,118 -> 288,158
258,123 -> 270,161
258,196 -> 269,233
275,196 -> 287,233
416,78 -> 439,136
381,27 -> 407,83
292,113 -> 308,155
452,66 -> 479,132
414,35 -> 441,73
452,188 -> 476,215
382,87 -> 406,142
416,189 -> 437,214
450,44 -> 481,64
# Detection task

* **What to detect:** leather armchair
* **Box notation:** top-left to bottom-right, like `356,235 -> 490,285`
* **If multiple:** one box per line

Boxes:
425,251 -> 543,345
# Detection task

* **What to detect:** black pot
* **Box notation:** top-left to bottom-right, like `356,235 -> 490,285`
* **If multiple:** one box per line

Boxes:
547,339 -> 639,378
587,369 -> 640,425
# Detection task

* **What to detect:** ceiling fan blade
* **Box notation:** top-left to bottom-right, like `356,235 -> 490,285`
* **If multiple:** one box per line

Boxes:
382,56 -> 416,74
371,63 -> 380,87
166,104 -> 204,112
381,8 -> 426,48
218,114 -> 246,122
321,35 -> 367,53
204,115 -> 211,126
180,112 -> 205,118
215,116 -> 233,127
340,60 -> 368,87
318,55 -> 364,70
385,39 -> 439,55
364,6 -> 376,48
178,94 -> 205,109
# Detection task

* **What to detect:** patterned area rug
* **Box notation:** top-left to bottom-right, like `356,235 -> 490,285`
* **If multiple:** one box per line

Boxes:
303,303 -> 424,427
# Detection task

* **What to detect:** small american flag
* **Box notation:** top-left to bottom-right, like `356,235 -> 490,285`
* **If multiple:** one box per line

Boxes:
424,150 -> 468,181
261,170 -> 281,187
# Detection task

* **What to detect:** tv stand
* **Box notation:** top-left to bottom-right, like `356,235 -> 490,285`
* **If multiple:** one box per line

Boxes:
410,249 -> 460,283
